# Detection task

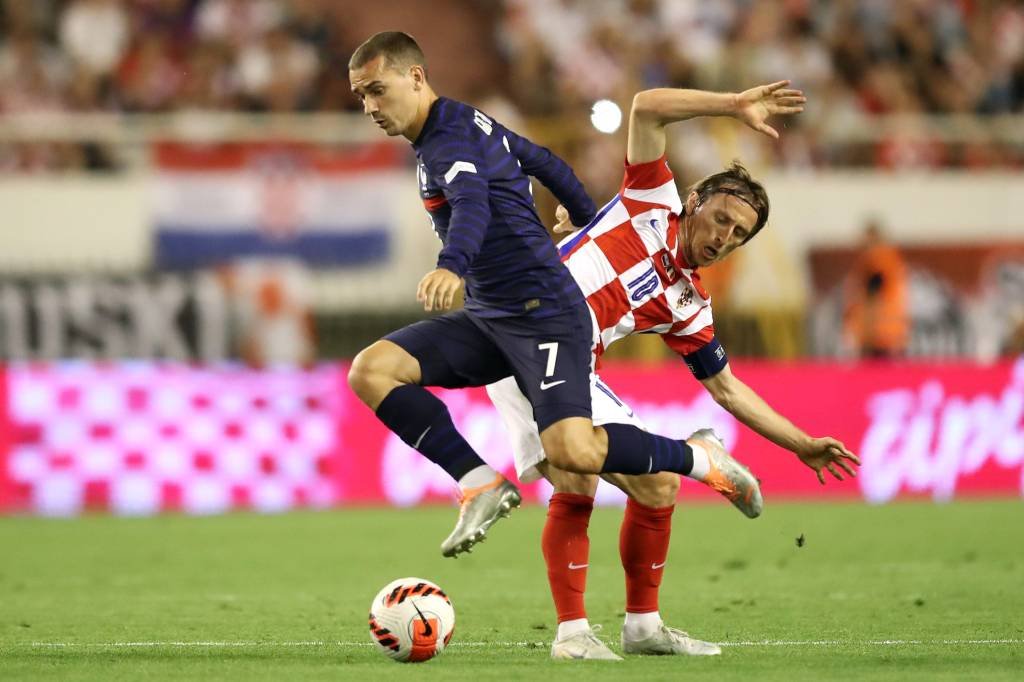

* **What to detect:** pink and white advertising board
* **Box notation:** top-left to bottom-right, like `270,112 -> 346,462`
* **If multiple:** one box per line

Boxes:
1,359 -> 1022,515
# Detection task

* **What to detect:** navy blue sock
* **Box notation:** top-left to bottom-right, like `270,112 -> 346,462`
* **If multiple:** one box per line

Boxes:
375,384 -> 487,482
600,423 -> 694,476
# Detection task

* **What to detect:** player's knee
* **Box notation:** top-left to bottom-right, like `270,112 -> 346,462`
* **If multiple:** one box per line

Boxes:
348,342 -> 403,404
543,432 -> 603,474
630,472 -> 679,508
346,349 -> 374,401
543,463 -> 599,497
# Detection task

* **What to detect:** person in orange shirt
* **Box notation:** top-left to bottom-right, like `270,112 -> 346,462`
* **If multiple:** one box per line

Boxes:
843,220 -> 910,358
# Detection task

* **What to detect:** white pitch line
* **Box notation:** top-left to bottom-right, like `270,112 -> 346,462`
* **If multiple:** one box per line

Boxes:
17,639 -> 1024,649
719,639 -> 1024,647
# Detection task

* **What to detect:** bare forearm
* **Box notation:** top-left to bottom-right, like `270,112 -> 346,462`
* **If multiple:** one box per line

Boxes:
628,89 -> 740,164
723,380 -> 811,455
632,89 -> 739,126
628,80 -> 803,165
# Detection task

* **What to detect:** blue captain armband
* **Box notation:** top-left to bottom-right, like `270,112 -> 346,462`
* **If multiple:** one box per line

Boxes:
683,338 -> 728,379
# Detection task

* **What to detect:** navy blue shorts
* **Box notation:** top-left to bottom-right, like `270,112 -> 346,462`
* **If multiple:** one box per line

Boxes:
384,306 -> 593,432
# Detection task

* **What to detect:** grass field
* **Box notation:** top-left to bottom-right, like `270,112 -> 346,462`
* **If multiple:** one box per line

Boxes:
1,499 -> 1022,680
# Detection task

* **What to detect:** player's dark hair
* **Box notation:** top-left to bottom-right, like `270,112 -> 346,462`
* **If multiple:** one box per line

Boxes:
688,160 -> 769,243
348,31 -> 428,78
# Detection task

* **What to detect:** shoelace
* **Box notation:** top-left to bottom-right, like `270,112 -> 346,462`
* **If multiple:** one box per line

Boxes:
583,624 -> 607,646
663,626 -> 719,651
663,625 -> 691,639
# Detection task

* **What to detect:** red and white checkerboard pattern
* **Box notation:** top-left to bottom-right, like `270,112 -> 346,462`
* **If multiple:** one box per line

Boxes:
5,362 -> 340,516
559,156 -> 715,359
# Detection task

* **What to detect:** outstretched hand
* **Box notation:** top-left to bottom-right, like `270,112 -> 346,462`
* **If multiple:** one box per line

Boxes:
798,437 -> 861,485
734,80 -> 806,139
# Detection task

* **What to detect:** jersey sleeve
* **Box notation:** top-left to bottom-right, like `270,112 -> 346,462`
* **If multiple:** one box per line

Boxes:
426,126 -> 492,277
505,129 -> 596,227
620,155 -> 683,213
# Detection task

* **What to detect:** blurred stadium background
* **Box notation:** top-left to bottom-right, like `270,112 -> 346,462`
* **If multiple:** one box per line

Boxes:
1,0 -> 1022,516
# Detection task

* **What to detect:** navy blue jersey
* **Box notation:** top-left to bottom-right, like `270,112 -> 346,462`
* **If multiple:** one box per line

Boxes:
413,97 -> 596,318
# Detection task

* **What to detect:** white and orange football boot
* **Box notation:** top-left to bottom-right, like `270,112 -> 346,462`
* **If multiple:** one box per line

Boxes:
440,475 -> 522,558
687,428 -> 763,518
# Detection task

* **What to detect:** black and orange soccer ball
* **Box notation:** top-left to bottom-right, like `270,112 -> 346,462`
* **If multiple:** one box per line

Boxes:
368,577 -> 456,662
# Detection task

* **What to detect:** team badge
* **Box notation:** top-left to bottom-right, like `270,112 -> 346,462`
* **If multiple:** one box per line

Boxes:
677,285 -> 693,308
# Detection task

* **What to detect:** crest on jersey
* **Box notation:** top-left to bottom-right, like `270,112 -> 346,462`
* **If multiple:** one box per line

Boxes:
677,285 -> 694,308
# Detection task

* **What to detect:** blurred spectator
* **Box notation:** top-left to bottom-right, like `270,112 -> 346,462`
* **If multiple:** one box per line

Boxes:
195,0 -> 282,49
221,260 -> 315,367
116,31 -> 185,111
842,219 -> 910,359
129,0 -> 197,43
59,0 -> 129,77
284,0 -> 333,53
175,40 -> 234,110
1,0 -> 60,37
0,27 -> 68,92
235,26 -> 319,111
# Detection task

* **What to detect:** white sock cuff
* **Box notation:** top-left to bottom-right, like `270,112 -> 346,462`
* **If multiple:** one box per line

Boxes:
623,611 -> 662,639
688,441 -> 711,481
557,617 -> 590,641
458,464 -> 499,489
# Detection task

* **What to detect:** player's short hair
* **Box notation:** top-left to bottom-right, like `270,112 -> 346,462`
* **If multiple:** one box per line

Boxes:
348,31 -> 428,78
688,161 -> 769,243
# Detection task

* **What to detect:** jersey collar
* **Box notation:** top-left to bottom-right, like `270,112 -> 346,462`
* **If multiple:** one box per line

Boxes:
412,97 -> 447,148
668,212 -> 694,273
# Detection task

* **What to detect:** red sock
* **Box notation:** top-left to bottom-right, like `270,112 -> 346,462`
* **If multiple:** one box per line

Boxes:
620,498 -> 675,614
542,493 -> 594,623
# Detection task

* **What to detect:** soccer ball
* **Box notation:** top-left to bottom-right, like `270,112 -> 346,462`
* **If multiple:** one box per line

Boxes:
368,577 -> 455,663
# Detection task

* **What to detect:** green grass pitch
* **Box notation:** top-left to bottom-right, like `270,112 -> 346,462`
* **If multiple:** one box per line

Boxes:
1,499 -> 1022,680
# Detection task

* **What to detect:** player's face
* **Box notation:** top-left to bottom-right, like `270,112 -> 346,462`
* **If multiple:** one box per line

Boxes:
682,192 -> 758,267
349,56 -> 422,137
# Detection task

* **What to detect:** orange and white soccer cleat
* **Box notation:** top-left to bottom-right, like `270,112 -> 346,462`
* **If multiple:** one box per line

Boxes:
687,428 -> 763,518
440,475 -> 522,558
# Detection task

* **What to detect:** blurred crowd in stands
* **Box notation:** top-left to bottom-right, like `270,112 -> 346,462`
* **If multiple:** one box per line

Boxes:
1,0 -> 1023,173
499,0 -> 1024,186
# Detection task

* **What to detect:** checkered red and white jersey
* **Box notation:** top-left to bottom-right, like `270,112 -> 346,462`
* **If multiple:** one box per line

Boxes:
557,155 -> 714,361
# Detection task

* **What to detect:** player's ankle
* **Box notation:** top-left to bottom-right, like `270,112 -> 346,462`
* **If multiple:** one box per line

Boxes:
556,617 -> 590,641
622,611 -> 661,640
458,465 -> 500,490
687,441 -> 711,481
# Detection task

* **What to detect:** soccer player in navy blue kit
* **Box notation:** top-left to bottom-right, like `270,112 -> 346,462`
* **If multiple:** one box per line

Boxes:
347,32 -> 712,557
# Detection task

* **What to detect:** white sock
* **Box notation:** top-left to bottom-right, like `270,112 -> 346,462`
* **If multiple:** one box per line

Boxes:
623,611 -> 662,640
557,618 -> 590,641
687,441 -> 711,482
458,464 -> 499,489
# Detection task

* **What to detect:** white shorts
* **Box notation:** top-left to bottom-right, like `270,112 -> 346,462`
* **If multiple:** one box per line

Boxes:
485,373 -> 647,483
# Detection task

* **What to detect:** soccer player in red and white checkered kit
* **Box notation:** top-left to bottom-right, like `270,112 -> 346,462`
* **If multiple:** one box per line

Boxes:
487,81 -> 861,659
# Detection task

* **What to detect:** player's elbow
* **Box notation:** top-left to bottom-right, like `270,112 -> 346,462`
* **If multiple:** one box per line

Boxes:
631,90 -> 659,118
705,378 -> 739,413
